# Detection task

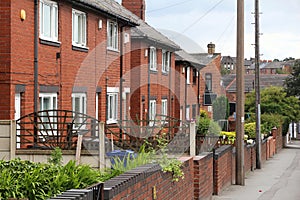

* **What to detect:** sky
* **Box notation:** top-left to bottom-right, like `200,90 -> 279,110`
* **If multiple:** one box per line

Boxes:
117,0 -> 300,60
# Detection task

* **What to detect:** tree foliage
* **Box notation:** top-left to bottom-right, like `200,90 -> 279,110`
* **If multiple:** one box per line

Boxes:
245,86 -> 300,134
284,60 -> 300,97
212,96 -> 229,121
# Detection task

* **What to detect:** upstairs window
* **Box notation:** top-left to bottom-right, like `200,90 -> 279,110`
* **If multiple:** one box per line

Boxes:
193,68 -> 198,85
149,47 -> 157,71
205,73 -> 212,92
107,20 -> 118,50
40,0 -> 58,41
162,50 -> 171,73
186,67 -> 191,84
72,9 -> 86,47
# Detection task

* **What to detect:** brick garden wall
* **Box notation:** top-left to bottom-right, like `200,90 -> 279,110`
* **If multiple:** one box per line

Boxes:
104,157 -> 194,200
101,134 -> 281,200
193,153 -> 213,200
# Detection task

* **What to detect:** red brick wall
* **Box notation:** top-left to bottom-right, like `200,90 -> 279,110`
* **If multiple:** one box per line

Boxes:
0,1 -> 14,119
129,40 -> 177,122
2,0 -> 132,122
194,153 -> 213,200
244,145 -> 256,172
105,157 -> 194,200
213,145 -> 233,195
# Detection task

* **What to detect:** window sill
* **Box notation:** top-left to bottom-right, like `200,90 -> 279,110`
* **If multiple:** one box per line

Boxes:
40,38 -> 61,47
106,120 -> 118,125
107,47 -> 120,53
162,71 -> 169,76
150,70 -> 158,74
72,45 -> 89,53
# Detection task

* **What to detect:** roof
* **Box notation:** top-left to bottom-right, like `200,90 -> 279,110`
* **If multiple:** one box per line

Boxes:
73,0 -> 139,26
223,74 -> 288,93
191,53 -> 220,66
130,19 -> 180,50
75,0 -> 180,50
175,50 -> 205,70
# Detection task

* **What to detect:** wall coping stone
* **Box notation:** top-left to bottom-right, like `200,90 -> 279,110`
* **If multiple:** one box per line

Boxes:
213,145 -> 232,159
103,163 -> 161,200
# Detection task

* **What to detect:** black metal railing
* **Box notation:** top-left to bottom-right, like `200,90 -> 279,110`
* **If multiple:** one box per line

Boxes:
16,110 -> 100,150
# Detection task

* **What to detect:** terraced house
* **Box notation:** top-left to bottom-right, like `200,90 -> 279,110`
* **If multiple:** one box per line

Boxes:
0,0 -> 139,148
0,0 -> 224,150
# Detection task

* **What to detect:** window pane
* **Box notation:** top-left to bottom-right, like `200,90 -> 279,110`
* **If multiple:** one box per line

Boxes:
73,13 -> 79,43
43,97 -> 50,110
43,4 -> 51,37
54,6 -> 58,38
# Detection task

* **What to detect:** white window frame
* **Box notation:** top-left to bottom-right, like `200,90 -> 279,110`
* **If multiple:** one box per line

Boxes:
72,93 -> 87,129
72,9 -> 87,47
39,93 -> 58,131
161,99 -> 168,122
162,50 -> 170,73
40,0 -> 58,41
186,106 -> 190,121
149,100 -> 157,125
107,87 -> 119,124
149,47 -> 157,71
186,66 -> 191,84
107,20 -> 118,51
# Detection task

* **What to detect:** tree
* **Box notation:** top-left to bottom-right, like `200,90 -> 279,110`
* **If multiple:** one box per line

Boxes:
212,96 -> 229,121
245,86 -> 300,134
284,60 -> 300,97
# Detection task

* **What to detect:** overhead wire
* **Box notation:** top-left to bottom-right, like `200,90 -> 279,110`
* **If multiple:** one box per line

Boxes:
181,0 -> 225,34
147,0 -> 194,13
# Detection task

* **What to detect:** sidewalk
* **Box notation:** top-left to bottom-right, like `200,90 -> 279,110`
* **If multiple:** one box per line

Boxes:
212,140 -> 300,200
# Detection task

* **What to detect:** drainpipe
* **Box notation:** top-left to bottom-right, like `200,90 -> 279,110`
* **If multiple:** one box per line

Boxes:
34,0 -> 39,145
119,25 -> 125,142
147,48 -> 150,123
184,64 -> 187,121
197,69 -> 200,115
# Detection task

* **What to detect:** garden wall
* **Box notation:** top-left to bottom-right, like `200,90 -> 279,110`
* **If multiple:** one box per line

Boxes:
0,120 -> 15,160
193,152 -> 213,200
103,157 -> 194,200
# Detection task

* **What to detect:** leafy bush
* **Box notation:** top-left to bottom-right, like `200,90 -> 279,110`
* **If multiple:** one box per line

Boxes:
0,157 -> 102,200
261,113 -> 283,133
197,110 -> 221,136
244,122 -> 256,138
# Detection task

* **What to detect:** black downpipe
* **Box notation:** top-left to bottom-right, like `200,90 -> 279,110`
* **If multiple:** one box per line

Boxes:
147,48 -> 150,123
34,0 -> 39,145
184,65 -> 187,121
119,26 -> 124,142
197,69 -> 200,116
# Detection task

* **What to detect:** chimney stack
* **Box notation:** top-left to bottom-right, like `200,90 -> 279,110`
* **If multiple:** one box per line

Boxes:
122,0 -> 146,21
207,42 -> 215,54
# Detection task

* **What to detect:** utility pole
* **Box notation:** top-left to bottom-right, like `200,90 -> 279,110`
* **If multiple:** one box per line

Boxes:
255,0 -> 262,169
236,0 -> 245,186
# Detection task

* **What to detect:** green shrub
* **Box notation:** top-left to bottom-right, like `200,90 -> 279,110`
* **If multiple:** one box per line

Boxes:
244,122 -> 256,138
196,110 -> 221,136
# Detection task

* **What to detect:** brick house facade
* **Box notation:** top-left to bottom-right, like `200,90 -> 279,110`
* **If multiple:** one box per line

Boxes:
0,0 -> 138,125
122,0 -> 180,124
